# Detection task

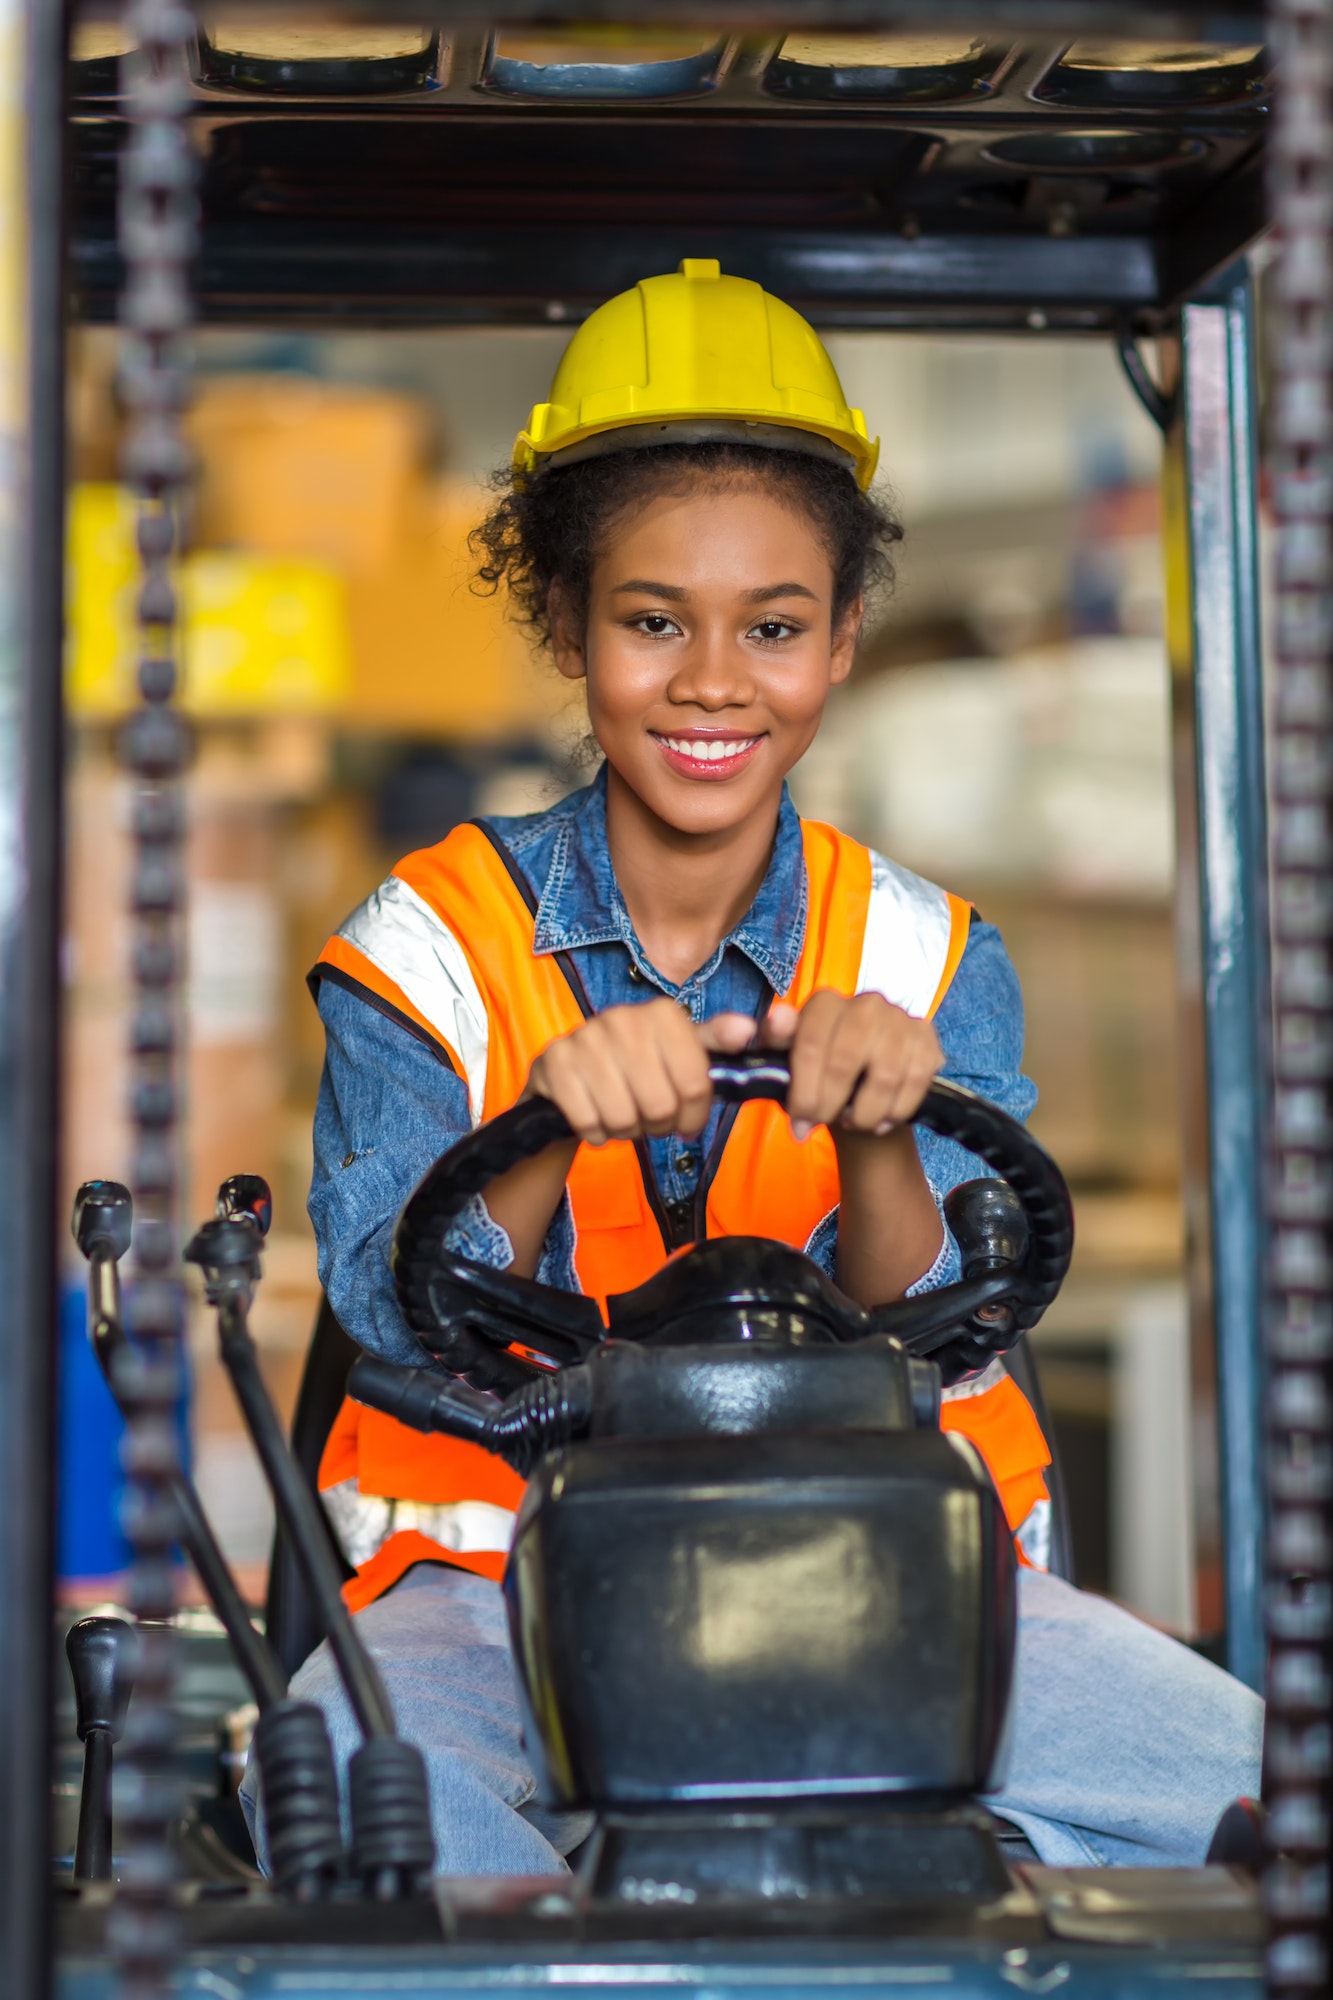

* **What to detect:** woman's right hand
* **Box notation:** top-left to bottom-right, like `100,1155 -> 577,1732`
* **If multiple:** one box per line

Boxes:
523,999 -> 756,1147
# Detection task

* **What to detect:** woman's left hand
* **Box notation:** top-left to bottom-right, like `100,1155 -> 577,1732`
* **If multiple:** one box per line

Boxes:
758,990 -> 943,1143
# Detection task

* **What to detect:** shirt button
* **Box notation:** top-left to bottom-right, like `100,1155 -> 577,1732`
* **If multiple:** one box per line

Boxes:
342,1151 -> 356,1169
627,961 -> 643,983
675,1153 -> 696,1175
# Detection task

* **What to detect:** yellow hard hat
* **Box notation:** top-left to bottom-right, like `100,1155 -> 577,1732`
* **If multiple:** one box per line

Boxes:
513,259 -> 879,491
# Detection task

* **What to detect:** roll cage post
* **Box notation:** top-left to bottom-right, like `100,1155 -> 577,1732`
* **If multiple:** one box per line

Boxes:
0,0 -> 70,1995
1162,265 -> 1270,1695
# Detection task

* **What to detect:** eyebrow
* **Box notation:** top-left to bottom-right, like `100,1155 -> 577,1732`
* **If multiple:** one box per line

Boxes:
611,580 -> 688,600
609,580 -> 820,603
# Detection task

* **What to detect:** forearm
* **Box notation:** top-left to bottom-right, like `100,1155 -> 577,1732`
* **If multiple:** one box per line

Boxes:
832,1125 -> 946,1307
481,1138 -> 580,1278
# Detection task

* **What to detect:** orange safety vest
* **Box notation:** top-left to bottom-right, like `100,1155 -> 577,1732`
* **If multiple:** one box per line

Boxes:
314,817 -> 1052,1610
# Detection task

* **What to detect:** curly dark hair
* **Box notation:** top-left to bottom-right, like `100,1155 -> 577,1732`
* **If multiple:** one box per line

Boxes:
470,440 -> 903,651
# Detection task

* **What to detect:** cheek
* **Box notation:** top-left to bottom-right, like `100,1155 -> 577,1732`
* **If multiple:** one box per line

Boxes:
584,635 -> 667,723
763,647 -> 837,727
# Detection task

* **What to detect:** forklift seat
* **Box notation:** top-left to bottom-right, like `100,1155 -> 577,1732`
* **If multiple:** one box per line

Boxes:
263,1294 -> 358,1684
265,1294 -> 1076,1685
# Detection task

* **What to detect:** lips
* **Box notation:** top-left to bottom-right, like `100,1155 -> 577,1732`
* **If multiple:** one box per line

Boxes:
651,732 -> 765,781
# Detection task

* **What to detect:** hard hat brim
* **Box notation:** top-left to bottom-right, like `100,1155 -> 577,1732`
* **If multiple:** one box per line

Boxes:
515,416 -> 878,491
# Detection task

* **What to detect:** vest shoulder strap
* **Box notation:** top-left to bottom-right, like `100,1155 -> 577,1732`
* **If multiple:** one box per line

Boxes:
794,819 -> 971,1020
312,822 -> 583,1121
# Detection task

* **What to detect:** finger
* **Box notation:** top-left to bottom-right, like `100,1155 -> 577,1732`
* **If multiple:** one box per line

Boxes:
699,1011 -> 756,1053
756,1001 -> 799,1049
879,1047 -> 943,1128
538,1041 -> 611,1146
839,1015 -> 913,1131
548,1023 -> 644,1144
621,1030 -> 689,1138
849,1025 -> 942,1133
658,1008 -> 715,1136
809,999 -> 883,1131
582,1060 -> 646,1142
785,990 -> 843,1140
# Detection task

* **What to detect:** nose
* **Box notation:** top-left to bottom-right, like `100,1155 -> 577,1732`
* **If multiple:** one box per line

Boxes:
664,620 -> 757,713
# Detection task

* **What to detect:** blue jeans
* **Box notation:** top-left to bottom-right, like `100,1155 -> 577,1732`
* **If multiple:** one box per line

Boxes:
240,1562 -> 1263,1876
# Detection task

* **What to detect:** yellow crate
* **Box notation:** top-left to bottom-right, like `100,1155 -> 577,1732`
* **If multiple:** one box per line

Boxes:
66,483 -> 352,718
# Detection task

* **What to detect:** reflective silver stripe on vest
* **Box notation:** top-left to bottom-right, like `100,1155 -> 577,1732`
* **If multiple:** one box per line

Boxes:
940,1355 -> 1008,1402
856,848 -> 956,1019
1015,1498 -> 1052,1573
321,1477 -> 517,1570
942,1361 -> 1051,1573
337,875 -> 489,1123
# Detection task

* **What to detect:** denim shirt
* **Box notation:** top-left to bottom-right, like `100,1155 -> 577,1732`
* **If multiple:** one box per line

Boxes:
310,766 -> 1037,1371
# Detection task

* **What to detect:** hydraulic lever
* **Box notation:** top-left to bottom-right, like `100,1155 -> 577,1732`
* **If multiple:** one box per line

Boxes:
72,1182 -> 285,1711
65,1616 -> 134,1880
187,1177 -> 434,1899
72,1180 -> 344,1899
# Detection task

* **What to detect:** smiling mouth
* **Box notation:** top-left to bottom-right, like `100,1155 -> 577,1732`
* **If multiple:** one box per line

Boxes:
651,733 -> 765,778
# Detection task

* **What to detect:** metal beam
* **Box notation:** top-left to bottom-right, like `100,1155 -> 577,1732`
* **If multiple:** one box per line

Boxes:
72,223 -> 1168,329
61,1 -> 1276,31
1161,262 -> 1269,1690
0,0 -> 67,1994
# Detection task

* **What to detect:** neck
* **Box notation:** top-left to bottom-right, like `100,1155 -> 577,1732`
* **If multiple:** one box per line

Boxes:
604,764 -> 781,987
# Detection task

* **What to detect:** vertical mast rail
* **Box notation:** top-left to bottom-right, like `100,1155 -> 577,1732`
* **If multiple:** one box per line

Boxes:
108,4 -> 196,1995
1163,267 -> 1270,1692
1266,1 -> 1333,1990
0,0 -> 66,1994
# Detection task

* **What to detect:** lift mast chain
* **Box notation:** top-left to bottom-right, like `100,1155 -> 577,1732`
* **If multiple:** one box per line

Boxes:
1266,1 -> 1333,1990
107,3 -> 198,1995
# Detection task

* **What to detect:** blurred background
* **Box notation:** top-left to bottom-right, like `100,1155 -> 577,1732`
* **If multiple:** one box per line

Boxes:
58,319 -> 1199,1632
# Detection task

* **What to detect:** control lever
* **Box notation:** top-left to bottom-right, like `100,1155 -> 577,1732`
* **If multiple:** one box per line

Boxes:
72,1181 -> 285,1710
945,1178 -> 1029,1282
65,1616 -> 133,1880
913,1177 -> 1030,1382
188,1178 -> 434,1899
72,1180 -> 344,1898
350,1353 -> 592,1475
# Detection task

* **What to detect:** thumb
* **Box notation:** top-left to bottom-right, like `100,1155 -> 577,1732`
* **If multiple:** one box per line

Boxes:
757,1001 -> 800,1049
700,1011 -> 756,1053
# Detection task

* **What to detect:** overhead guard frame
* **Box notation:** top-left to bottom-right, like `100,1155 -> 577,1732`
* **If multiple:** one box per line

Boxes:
0,3 -> 1275,1992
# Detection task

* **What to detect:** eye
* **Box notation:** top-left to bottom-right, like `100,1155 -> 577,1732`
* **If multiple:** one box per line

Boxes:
749,618 -> 800,645
631,613 -> 682,638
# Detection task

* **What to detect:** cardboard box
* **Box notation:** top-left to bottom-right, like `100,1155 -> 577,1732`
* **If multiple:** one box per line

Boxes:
186,375 -> 425,575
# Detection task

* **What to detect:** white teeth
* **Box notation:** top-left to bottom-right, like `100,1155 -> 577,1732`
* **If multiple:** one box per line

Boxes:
663,737 -> 753,762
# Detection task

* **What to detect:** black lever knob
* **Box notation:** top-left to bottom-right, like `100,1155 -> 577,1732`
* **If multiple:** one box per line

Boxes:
216,1174 -> 273,1238
65,1615 -> 134,1743
65,1616 -> 134,1883
184,1215 -> 263,1281
71,1181 -> 133,1263
943,1178 -> 1028,1278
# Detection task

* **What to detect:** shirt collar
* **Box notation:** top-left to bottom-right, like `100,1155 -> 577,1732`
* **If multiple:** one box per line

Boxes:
531,762 -> 808,996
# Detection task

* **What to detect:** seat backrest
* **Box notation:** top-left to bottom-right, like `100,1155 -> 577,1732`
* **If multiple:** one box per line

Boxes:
263,1293 -> 359,1684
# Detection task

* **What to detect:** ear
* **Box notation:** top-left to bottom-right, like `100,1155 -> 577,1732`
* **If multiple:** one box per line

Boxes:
549,581 -> 588,682
829,593 -> 863,687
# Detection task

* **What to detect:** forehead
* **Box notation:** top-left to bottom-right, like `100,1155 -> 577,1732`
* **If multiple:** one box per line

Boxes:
596,475 -> 835,586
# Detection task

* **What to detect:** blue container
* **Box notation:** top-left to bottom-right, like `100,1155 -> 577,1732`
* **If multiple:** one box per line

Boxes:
56,1279 -> 130,1580
56,1278 -> 193,1581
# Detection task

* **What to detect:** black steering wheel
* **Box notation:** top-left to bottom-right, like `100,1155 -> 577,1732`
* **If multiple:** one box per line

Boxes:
389,1052 -> 1073,1392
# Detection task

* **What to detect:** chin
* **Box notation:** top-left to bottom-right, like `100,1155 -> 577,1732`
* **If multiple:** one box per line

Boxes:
655,782 -> 765,836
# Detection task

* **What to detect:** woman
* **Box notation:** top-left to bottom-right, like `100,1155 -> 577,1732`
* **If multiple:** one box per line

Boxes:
245,260 -> 1261,1876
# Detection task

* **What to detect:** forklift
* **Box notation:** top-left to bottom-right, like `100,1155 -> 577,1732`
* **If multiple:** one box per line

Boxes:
0,2 -> 1321,1995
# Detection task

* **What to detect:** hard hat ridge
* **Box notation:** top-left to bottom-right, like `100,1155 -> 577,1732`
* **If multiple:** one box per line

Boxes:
513,259 -> 880,490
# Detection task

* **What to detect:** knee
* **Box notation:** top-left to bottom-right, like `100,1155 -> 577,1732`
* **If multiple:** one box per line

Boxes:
286,1641 -> 362,1767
